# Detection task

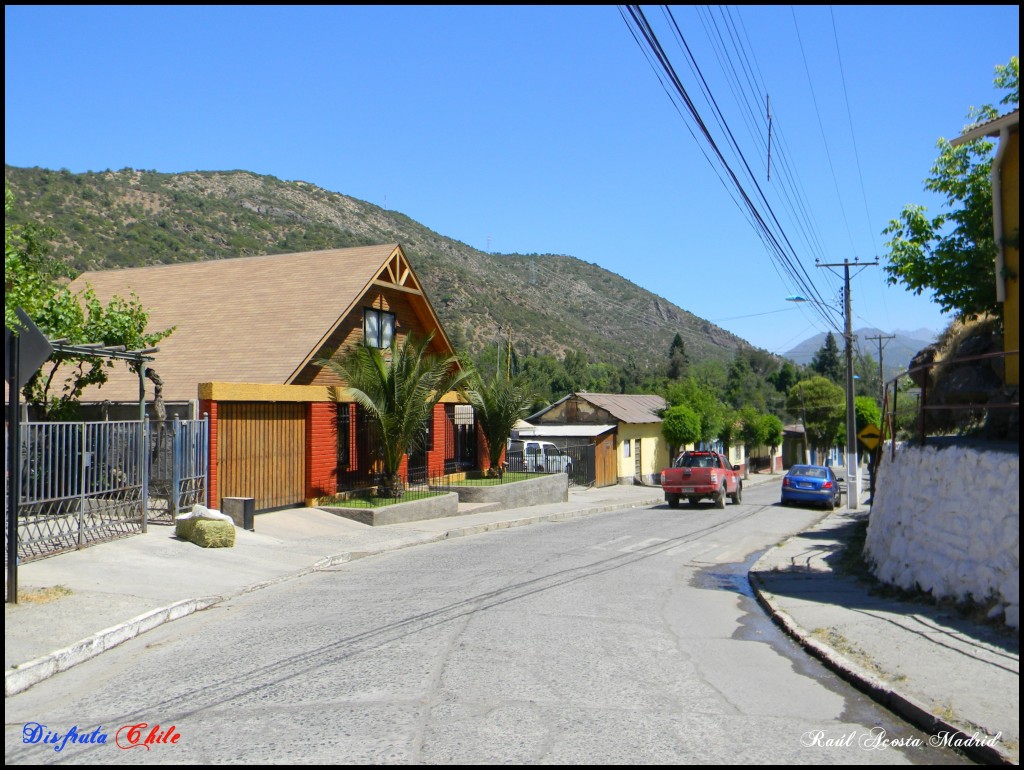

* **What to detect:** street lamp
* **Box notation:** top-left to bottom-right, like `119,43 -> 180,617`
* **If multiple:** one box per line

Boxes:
786,294 -> 860,509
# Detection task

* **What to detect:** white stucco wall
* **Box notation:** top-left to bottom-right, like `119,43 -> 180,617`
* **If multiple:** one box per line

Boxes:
864,443 -> 1020,628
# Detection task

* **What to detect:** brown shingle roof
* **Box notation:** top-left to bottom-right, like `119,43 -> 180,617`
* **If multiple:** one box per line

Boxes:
66,244 -> 427,402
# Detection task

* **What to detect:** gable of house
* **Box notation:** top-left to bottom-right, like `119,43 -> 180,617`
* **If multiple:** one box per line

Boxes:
66,244 -> 456,402
527,393 -> 668,485
529,393 -> 666,426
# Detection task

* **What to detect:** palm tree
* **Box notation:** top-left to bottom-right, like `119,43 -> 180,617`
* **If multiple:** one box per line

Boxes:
464,365 -> 535,478
320,333 -> 468,498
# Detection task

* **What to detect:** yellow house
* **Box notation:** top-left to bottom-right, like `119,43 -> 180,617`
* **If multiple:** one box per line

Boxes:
526,393 -> 669,486
951,108 -> 1020,385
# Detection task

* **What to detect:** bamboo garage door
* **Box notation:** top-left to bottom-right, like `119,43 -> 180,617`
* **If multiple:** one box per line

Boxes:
217,402 -> 306,512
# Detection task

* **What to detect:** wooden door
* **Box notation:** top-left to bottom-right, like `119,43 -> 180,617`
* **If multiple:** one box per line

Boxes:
218,402 -> 305,512
594,434 -> 618,487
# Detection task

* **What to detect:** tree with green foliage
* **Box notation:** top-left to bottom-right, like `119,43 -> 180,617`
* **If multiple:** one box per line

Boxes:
760,413 -> 784,473
320,334 -> 470,498
738,406 -> 768,473
786,377 -> 845,457
463,366 -> 535,477
717,409 -> 740,455
724,352 -> 759,409
738,409 -> 785,473
661,404 -> 701,455
664,375 -> 726,445
725,348 -> 786,413
769,360 -> 802,395
848,395 -> 883,454
853,350 -> 882,399
811,332 -> 844,384
882,57 -> 1018,322
6,185 -> 173,420
667,333 -> 688,380
689,359 -> 729,394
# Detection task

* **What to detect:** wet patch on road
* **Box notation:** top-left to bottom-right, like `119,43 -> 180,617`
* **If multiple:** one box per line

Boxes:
689,550 -> 973,765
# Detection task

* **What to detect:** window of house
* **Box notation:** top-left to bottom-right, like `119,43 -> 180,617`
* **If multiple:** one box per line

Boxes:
363,308 -> 396,348
336,405 -> 351,471
623,441 -> 631,458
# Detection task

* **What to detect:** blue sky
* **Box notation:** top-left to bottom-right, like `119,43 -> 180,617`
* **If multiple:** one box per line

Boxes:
5,5 -> 1019,357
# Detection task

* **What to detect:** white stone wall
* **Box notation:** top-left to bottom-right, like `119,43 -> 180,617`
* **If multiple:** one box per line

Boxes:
864,444 -> 1020,629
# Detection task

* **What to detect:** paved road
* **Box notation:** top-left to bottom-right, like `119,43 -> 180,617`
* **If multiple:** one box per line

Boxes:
5,484 -> 969,764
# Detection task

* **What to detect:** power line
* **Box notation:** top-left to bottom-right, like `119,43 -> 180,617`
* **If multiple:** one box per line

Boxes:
791,7 -> 858,256
621,5 -> 837,334
865,333 -> 895,402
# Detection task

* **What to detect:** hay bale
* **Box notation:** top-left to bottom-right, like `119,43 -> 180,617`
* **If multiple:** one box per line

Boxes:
175,516 -> 235,548
175,517 -> 197,541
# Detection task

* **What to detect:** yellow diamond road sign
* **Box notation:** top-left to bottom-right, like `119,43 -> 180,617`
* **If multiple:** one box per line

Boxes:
858,423 -> 881,450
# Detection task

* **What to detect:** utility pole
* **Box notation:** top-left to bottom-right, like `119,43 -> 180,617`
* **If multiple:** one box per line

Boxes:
816,258 -> 878,509
865,333 -> 895,404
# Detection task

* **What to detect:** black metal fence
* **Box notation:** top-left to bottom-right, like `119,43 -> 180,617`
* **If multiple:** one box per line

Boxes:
505,443 -> 594,487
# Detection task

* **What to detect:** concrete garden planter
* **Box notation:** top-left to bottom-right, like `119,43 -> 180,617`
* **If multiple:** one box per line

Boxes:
319,492 -> 459,526
437,472 -> 568,508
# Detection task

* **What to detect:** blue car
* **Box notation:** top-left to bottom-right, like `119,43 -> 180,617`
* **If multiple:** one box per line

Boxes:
780,464 -> 844,510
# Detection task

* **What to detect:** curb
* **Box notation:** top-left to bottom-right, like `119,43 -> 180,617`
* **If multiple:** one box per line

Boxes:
5,597 -> 220,697
748,552 -> 1015,766
5,495 -> 656,697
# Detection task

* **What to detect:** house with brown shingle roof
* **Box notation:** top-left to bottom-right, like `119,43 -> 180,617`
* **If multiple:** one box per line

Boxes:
524,393 -> 669,486
68,244 -> 476,512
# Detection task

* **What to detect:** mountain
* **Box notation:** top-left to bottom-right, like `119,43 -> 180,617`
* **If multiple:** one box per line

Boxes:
783,327 -> 939,377
5,165 -> 749,371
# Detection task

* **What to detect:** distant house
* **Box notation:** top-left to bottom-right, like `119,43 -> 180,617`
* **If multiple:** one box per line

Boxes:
781,424 -> 807,469
68,244 -> 478,512
950,108 -> 1019,385
525,393 -> 668,486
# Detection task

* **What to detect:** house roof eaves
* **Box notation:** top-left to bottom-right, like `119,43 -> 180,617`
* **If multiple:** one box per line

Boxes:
950,108 -> 1020,146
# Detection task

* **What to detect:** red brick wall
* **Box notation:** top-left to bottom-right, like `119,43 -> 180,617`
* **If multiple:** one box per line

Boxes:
306,402 -> 338,501
427,403 -> 448,478
200,399 -> 218,507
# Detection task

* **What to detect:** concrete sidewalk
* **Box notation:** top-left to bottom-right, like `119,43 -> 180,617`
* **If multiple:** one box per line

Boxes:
750,509 -> 1018,765
5,471 -> 1018,764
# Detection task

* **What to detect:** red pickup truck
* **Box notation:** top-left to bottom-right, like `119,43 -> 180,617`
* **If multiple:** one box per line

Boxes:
660,450 -> 743,509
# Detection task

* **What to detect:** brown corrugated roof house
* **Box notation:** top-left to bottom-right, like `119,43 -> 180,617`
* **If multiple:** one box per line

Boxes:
68,244 -> 476,512
524,393 -> 668,486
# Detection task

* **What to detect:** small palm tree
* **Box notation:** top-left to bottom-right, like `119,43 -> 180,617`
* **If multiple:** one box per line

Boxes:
320,334 -> 468,498
464,365 -> 535,478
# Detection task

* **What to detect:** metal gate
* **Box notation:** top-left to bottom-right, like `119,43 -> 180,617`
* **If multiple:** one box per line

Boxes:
6,418 -> 209,562
217,402 -> 305,512
148,417 -> 210,522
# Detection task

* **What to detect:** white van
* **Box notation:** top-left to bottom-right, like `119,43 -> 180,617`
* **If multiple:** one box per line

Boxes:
506,439 -> 573,474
